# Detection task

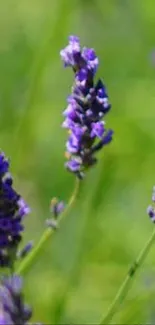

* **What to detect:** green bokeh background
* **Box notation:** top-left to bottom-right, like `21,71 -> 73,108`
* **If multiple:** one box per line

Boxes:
1,0 -> 155,323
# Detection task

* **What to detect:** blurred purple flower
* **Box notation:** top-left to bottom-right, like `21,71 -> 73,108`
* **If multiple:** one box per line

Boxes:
0,152 -> 30,268
0,275 -> 42,325
17,241 -> 34,259
147,186 -> 155,222
50,198 -> 65,218
65,158 -> 82,173
0,275 -> 31,325
46,198 -> 65,230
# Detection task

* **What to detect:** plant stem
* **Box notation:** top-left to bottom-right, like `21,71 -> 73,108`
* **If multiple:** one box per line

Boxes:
100,227 -> 155,324
16,178 -> 80,276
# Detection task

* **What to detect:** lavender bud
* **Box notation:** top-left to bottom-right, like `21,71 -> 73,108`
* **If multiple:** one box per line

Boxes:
50,198 -> 65,218
17,241 -> 34,259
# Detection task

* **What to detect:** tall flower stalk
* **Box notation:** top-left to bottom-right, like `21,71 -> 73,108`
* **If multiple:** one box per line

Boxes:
16,35 -> 113,276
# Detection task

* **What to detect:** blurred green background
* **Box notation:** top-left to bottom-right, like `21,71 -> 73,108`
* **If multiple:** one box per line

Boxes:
1,0 -> 155,323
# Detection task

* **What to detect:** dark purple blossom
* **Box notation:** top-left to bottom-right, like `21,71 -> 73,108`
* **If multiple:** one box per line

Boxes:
60,36 -> 113,178
0,152 -> 30,268
0,275 -> 40,325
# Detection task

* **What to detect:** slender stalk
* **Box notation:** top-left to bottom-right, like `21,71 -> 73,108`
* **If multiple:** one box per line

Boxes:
16,178 -> 80,276
100,227 -> 155,324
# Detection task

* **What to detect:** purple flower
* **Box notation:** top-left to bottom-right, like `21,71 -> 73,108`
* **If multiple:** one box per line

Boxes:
66,134 -> 80,154
0,275 -> 41,325
147,186 -> 155,223
0,313 -> 12,325
46,198 -> 65,230
94,79 -> 111,114
63,98 -> 78,120
91,121 -> 105,138
75,69 -> 88,87
147,205 -> 155,222
17,241 -> 34,259
0,153 -> 9,176
18,198 -> 30,217
60,36 -> 113,178
0,152 -> 30,268
82,47 -> 99,73
91,129 -> 113,153
65,159 -> 81,172
62,118 -> 75,129
60,35 -> 80,68
50,198 -> 65,218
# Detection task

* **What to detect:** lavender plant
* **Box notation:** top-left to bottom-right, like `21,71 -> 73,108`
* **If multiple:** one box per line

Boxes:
0,35 -> 154,324
16,35 -> 113,277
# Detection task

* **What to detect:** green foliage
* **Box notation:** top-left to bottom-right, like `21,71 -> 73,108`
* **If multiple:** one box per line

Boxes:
0,0 -> 155,323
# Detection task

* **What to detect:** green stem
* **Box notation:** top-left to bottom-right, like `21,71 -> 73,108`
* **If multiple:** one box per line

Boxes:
100,227 -> 155,324
16,178 -> 80,276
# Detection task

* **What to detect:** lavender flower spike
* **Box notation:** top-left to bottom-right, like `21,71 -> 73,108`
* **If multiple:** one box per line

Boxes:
0,151 -> 30,268
0,275 -> 40,325
60,36 -> 113,178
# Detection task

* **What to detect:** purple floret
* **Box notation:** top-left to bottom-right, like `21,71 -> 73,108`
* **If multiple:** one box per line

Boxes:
60,35 -> 80,68
90,121 -> 105,138
0,275 -> 41,325
82,47 -> 99,73
66,159 -> 81,172
50,198 -> 65,218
